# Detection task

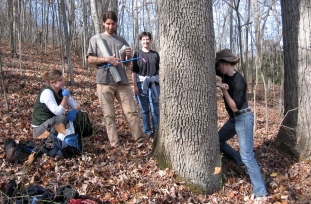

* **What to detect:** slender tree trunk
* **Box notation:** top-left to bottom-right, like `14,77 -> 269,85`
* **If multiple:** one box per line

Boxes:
244,1 -> 251,82
146,1 -> 151,32
90,0 -> 100,34
57,0 -> 65,74
16,0 -> 22,70
119,0 -> 125,37
260,67 -> 268,137
278,53 -> 284,115
267,47 -> 273,98
28,0 -> 32,43
60,0 -> 74,85
229,0 -> 233,50
153,0 -> 220,193
81,0 -> 88,69
45,2 -> 50,49
108,0 -> 118,14
11,0 -> 17,58
0,56 -> 9,113
69,0 -> 75,50
41,0 -> 45,52
234,0 -> 246,79
251,0 -> 272,131
133,0 -> 139,52
52,2 -> 55,49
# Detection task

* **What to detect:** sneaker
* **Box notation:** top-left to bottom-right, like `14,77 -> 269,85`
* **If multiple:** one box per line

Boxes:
254,196 -> 268,204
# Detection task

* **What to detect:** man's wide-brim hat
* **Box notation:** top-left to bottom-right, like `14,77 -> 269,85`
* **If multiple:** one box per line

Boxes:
215,49 -> 240,66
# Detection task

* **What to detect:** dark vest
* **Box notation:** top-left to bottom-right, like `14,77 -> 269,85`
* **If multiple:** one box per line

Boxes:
31,86 -> 63,126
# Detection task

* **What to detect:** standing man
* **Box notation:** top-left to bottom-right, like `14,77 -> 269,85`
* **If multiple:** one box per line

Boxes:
87,11 -> 144,147
215,49 -> 268,200
132,32 -> 160,138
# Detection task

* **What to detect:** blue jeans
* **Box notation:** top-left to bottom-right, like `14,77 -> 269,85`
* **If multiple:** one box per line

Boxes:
218,112 -> 268,197
135,82 -> 160,136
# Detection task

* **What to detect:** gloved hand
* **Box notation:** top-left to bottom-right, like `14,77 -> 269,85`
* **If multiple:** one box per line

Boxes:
67,109 -> 77,121
62,88 -> 70,97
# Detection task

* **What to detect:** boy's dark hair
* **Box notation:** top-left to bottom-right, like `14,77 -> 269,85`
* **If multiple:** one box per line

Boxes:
102,11 -> 118,23
139,31 -> 152,41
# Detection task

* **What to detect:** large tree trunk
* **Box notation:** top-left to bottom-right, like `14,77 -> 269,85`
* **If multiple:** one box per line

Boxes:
153,1 -> 220,193
275,0 -> 311,159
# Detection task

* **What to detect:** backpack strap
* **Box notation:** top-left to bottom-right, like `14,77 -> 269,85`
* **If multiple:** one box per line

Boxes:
95,34 -> 111,58
95,35 -> 121,83
14,143 -> 23,167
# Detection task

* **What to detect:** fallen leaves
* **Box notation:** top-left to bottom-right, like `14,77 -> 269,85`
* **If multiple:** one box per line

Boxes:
1,43 -> 311,204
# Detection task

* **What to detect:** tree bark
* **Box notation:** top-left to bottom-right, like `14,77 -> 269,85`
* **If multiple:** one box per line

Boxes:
0,56 -> 9,113
153,0 -> 220,193
60,0 -> 74,85
8,0 -> 16,57
133,0 -> 139,52
275,0 -> 311,159
108,0 -> 118,14
90,0 -> 100,34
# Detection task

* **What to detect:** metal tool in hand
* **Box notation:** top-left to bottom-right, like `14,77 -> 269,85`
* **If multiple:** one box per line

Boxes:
100,57 -> 146,69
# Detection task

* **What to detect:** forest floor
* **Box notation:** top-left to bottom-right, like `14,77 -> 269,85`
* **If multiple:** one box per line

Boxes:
0,43 -> 310,204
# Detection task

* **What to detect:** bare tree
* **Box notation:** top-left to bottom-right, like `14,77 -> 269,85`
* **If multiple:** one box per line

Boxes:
81,0 -> 89,69
108,0 -> 118,13
153,0 -> 220,193
133,0 -> 139,52
90,0 -> 100,34
0,56 -> 9,113
8,0 -> 16,57
251,0 -> 272,132
60,0 -> 74,85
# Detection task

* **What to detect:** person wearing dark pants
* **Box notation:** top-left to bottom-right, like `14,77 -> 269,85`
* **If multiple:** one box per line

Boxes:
132,32 -> 160,137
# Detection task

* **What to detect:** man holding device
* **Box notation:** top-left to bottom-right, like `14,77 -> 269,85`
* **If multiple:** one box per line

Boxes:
87,11 -> 144,148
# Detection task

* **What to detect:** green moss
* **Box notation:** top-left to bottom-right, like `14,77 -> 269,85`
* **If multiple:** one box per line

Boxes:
174,173 -> 208,194
152,145 -> 172,170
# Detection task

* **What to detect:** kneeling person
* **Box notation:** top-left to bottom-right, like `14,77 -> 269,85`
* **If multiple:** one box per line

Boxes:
31,70 -> 80,138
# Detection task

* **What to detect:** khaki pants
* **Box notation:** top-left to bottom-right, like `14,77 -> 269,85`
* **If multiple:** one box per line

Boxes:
97,84 -> 144,147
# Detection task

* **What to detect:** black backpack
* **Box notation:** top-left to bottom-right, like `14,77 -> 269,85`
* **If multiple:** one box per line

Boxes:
37,131 -> 83,158
5,139 -> 36,166
54,185 -> 79,203
3,180 -> 53,204
73,111 -> 93,137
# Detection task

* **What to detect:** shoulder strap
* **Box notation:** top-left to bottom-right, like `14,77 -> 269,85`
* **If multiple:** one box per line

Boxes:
95,35 -> 122,83
14,143 -> 23,167
96,35 -> 111,57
